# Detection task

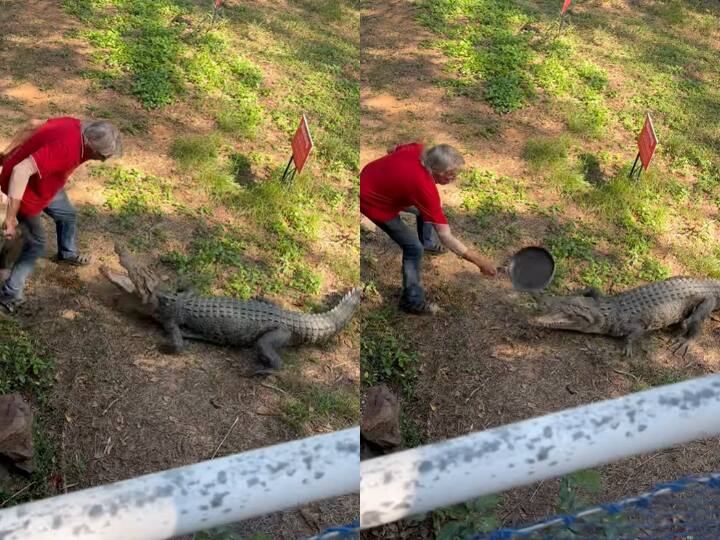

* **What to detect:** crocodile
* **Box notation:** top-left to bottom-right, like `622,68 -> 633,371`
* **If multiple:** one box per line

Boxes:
529,277 -> 720,357
101,243 -> 361,374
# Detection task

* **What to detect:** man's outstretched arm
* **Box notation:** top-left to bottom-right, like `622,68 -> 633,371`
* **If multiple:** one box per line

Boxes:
434,223 -> 497,276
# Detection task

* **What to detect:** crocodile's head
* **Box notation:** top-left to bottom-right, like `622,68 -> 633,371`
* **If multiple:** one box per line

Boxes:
530,296 -> 608,334
100,242 -> 160,316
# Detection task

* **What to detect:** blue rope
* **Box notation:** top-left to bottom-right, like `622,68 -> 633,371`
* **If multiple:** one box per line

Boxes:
466,473 -> 720,539
300,520 -> 360,540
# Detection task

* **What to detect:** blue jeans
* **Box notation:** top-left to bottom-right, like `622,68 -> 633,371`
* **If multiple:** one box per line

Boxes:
2,189 -> 78,299
372,214 -> 426,312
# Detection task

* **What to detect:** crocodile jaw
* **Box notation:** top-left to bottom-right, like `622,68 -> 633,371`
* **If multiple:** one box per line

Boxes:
530,296 -> 606,334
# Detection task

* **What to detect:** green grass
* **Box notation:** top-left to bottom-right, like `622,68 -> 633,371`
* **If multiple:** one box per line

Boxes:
564,99 -> 609,139
542,215 -> 670,292
96,165 -> 176,249
361,307 -> 419,397
583,165 -> 670,236
630,365 -> 688,392
162,221 -> 323,299
523,136 -> 570,171
193,529 -> 270,540
62,0 -> 264,119
418,0 -> 537,112
549,161 -> 591,196
171,135 -> 222,171
418,1 -> 615,115
101,165 -> 174,217
459,168 -> 530,250
0,320 -> 53,397
277,376 -> 359,436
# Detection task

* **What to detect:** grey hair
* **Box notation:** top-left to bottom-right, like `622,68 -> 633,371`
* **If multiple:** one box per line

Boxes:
82,121 -> 123,158
420,144 -> 465,175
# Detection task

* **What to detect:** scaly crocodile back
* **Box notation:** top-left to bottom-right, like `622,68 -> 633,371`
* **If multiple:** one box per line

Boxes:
605,277 -> 720,331
158,287 -> 362,346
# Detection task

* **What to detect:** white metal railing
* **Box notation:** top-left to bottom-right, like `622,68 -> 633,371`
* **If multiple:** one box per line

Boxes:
0,427 -> 359,539
360,374 -> 720,528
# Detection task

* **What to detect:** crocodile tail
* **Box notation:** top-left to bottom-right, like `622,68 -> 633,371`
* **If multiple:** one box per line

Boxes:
301,287 -> 362,343
325,286 -> 362,330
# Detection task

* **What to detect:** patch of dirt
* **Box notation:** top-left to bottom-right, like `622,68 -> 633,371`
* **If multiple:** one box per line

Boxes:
361,0 -> 720,536
0,0 -> 358,537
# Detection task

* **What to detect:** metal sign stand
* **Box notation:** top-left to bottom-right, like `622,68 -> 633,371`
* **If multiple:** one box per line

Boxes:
629,153 -> 643,180
281,155 -> 297,183
211,0 -> 222,29
558,0 -> 571,34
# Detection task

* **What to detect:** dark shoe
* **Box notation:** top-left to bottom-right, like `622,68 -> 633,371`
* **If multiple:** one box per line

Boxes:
0,293 -> 23,314
54,254 -> 92,267
400,300 -> 441,315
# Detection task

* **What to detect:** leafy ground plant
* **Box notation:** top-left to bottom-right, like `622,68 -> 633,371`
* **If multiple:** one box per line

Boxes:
193,529 -> 270,540
361,307 -> 419,396
0,320 -> 53,396
431,495 -> 502,540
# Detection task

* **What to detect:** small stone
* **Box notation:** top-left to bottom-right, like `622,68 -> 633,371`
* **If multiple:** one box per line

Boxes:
255,405 -> 273,416
0,394 -> 35,472
361,385 -> 402,449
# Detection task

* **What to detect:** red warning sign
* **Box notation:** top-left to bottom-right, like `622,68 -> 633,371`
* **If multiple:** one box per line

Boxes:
637,113 -> 658,170
291,115 -> 314,173
214,0 -> 222,8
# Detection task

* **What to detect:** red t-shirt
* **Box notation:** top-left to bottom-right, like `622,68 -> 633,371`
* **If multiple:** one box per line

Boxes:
360,143 -> 447,224
0,117 -> 86,217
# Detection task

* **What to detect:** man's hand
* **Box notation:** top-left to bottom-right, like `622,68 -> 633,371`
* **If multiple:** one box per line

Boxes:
3,219 -> 17,241
464,249 -> 497,277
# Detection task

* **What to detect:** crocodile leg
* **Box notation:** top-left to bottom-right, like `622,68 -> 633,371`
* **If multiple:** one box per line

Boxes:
580,287 -> 603,300
180,329 -> 208,342
670,297 -> 716,357
623,325 -> 647,358
254,328 -> 293,376
161,319 -> 185,354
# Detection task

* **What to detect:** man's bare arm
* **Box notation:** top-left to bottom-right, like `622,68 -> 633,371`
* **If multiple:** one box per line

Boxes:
434,223 -> 497,276
3,157 -> 36,239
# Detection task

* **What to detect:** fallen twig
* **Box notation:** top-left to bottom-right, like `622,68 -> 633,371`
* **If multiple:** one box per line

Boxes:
1,482 -> 35,507
612,368 -> 639,381
465,385 -> 482,403
299,507 -> 320,530
212,415 -> 239,459
260,382 -> 288,395
102,392 -> 127,416
529,480 -> 545,503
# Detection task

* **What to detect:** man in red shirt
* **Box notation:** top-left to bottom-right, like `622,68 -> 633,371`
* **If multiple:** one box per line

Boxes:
0,117 -> 122,312
361,143 -> 497,314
